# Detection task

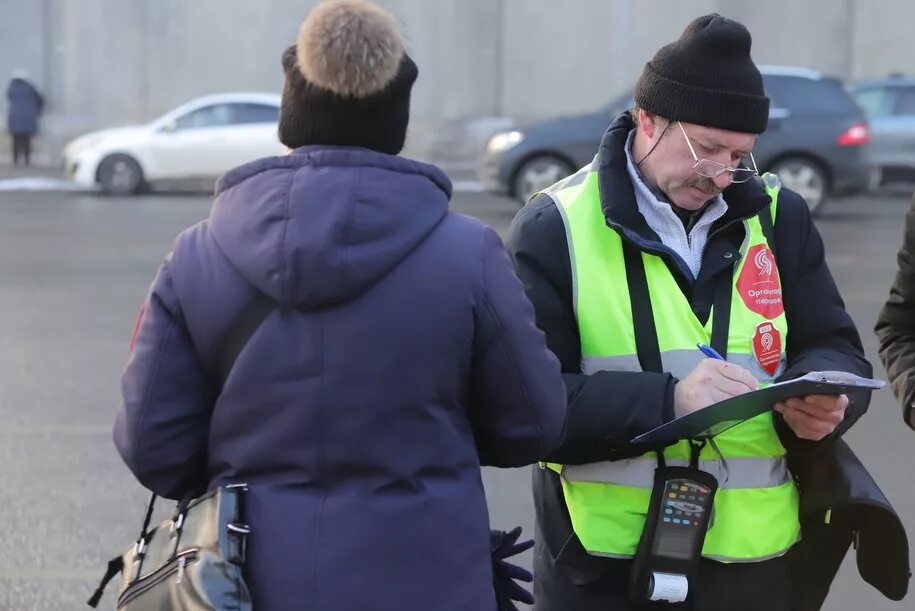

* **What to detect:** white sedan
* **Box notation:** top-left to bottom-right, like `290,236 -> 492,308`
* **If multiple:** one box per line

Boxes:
63,93 -> 285,194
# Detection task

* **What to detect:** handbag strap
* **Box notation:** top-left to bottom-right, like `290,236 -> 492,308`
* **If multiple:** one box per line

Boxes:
132,289 -> 272,552
216,290 -> 276,384
87,556 -> 125,608
87,493 -> 157,607
90,292 -> 271,607
138,492 -> 157,548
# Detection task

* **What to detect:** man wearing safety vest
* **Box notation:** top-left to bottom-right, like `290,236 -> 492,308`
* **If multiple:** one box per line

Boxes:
508,13 -> 909,611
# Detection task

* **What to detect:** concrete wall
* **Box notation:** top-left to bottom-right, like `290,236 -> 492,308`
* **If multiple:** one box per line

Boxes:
501,0 -> 718,120
724,0 -> 857,81
851,0 -> 915,79
0,0 -> 45,90
3,0 -> 915,165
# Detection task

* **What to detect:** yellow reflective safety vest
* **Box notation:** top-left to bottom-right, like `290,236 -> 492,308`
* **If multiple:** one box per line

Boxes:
542,166 -> 800,562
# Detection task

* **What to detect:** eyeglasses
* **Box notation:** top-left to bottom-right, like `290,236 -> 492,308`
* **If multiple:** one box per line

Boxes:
678,121 -> 759,184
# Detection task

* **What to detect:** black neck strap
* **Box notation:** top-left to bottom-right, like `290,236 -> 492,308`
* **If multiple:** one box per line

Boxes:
623,241 -> 734,370
623,242 -> 662,373
757,204 -> 778,264
709,266 -> 733,360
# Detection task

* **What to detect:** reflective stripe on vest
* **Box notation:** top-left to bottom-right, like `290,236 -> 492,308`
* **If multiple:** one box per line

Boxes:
581,350 -> 782,381
543,167 -> 800,562
562,455 -> 790,489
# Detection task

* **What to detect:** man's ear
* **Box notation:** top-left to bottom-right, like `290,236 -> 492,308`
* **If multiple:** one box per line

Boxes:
638,109 -> 661,140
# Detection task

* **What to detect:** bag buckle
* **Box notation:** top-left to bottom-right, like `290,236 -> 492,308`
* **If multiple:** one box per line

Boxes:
130,539 -> 146,582
170,513 -> 185,535
176,555 -> 189,584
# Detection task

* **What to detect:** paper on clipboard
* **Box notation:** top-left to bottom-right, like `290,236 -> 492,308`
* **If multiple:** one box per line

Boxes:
630,371 -> 885,445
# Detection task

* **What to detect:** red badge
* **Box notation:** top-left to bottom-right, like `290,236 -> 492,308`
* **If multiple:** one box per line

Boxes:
736,244 -> 783,319
129,303 -> 146,352
752,322 -> 782,376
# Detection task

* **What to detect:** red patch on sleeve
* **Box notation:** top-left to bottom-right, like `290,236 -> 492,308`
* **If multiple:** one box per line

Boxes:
129,303 -> 146,352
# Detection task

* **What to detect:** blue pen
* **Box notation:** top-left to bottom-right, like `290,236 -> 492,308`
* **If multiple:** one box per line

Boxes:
697,343 -> 725,361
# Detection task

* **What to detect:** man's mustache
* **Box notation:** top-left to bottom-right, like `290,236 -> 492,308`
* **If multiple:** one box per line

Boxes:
688,178 -> 721,195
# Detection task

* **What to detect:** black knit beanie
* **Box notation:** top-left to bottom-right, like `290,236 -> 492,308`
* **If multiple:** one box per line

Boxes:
279,0 -> 418,155
634,14 -> 769,134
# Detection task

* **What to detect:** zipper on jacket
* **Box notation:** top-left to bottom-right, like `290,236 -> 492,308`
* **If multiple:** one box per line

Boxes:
117,549 -> 199,607
701,215 -> 753,261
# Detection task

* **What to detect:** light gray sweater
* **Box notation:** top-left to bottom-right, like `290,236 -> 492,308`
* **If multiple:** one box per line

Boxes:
624,129 -> 727,278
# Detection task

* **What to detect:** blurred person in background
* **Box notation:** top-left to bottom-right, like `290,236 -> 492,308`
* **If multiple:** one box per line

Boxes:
113,1 -> 566,609
6,69 -> 44,167
876,195 -> 915,430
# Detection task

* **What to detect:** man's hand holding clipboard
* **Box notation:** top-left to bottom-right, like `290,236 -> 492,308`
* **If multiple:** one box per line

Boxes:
632,344 -> 885,445
773,393 -> 849,441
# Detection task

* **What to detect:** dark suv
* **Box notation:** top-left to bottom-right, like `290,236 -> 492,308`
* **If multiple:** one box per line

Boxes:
481,66 -> 870,215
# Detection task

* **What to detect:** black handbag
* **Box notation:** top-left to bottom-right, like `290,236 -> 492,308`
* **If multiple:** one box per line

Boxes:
88,485 -> 252,609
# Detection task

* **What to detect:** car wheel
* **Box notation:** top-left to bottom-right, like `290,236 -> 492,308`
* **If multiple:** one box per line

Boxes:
512,155 -> 575,204
98,154 -> 145,195
770,157 -> 828,216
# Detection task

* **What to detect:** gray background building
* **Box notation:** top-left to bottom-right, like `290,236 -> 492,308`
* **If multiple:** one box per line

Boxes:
1,3 -> 914,609
2,0 -> 914,166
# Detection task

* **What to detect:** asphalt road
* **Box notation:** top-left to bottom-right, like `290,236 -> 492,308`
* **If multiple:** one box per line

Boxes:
0,187 -> 911,610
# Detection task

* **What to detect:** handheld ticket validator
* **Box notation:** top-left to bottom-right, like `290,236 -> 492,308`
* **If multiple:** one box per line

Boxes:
630,440 -> 718,604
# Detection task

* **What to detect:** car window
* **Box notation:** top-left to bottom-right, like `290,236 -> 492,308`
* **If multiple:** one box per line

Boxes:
763,75 -> 859,115
229,103 -> 279,125
854,87 -> 894,118
174,104 -> 233,130
893,87 -> 915,116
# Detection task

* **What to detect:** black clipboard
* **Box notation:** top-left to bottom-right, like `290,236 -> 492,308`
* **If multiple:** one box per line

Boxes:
630,371 -> 885,445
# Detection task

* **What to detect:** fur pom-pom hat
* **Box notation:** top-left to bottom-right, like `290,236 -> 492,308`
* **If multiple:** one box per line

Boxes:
279,0 -> 418,155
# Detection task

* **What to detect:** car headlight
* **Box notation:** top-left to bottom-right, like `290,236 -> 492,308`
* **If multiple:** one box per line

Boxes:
64,134 -> 103,159
486,130 -> 524,154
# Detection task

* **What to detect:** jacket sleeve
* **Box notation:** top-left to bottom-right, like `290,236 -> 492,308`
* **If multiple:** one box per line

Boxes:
469,227 -> 567,467
113,257 -> 217,499
506,195 -> 676,465
774,189 -> 873,450
875,195 -> 915,429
